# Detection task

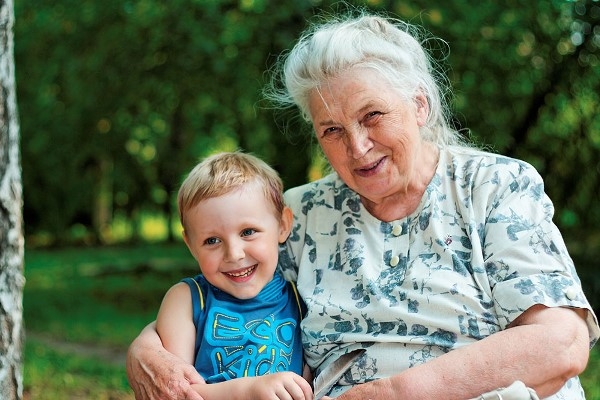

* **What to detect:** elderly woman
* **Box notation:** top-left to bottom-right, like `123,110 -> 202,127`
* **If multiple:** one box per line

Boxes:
126,10 -> 599,400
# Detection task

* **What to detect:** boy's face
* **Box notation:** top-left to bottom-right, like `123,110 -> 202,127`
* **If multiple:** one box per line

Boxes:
183,182 -> 292,300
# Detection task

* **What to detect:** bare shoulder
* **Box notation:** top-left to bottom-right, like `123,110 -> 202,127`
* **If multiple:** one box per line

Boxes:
157,282 -> 193,318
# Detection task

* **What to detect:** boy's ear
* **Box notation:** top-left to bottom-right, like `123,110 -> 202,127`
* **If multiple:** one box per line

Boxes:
278,206 -> 294,243
182,229 -> 193,253
182,229 -> 199,261
182,229 -> 189,247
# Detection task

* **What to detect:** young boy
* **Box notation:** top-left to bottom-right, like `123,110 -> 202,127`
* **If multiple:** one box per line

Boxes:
156,151 -> 312,400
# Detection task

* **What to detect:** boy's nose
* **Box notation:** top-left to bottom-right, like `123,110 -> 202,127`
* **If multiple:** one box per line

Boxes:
225,240 -> 245,262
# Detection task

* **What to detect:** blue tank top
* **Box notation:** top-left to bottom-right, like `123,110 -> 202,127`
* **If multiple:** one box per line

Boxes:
182,273 -> 305,383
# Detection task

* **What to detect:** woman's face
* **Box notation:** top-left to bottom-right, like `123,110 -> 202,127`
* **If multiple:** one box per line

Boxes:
308,67 -> 429,205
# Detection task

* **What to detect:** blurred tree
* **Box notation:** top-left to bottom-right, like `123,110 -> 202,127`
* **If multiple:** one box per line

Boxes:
15,0 -> 317,244
0,0 -> 24,397
435,0 -> 600,237
13,0 -> 600,247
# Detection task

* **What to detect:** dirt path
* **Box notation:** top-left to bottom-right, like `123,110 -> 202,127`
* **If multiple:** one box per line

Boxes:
27,331 -> 128,367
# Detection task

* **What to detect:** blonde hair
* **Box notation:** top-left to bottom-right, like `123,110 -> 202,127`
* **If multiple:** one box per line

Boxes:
178,152 -> 285,229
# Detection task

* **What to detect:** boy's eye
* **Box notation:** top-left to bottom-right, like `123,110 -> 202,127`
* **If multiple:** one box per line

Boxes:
241,228 -> 256,237
204,237 -> 220,245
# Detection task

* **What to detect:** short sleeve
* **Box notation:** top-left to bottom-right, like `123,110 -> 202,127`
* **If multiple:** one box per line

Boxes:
277,183 -> 313,283
479,159 -> 599,345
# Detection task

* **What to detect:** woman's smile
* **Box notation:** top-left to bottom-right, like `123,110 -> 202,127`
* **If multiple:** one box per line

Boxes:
354,156 -> 386,177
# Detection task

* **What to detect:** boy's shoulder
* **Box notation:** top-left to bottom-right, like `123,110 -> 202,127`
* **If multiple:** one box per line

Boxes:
180,274 -> 208,311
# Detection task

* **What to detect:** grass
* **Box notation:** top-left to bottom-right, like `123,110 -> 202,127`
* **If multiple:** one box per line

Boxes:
24,339 -> 133,400
23,243 -> 600,399
24,243 -> 196,399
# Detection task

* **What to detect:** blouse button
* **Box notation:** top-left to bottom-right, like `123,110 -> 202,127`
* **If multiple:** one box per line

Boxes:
390,255 -> 400,267
392,225 -> 402,236
565,286 -> 578,301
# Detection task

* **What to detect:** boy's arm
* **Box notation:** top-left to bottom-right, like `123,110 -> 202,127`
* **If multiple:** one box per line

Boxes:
156,282 -> 197,364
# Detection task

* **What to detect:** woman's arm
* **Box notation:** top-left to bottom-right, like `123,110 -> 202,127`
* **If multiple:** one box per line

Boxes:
331,305 -> 590,400
126,322 -> 205,400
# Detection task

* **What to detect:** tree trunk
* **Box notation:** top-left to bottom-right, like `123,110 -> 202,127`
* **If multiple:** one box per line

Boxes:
0,0 -> 24,398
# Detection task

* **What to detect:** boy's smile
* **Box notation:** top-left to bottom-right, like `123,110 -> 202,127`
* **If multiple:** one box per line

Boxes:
224,264 -> 257,281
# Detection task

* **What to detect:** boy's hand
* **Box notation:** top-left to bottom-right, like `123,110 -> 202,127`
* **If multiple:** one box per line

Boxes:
247,372 -> 313,400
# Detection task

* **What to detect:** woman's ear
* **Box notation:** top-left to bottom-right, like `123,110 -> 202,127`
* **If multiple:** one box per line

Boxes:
414,92 -> 429,127
278,206 -> 294,243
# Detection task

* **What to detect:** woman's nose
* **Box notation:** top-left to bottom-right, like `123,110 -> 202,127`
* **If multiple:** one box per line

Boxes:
345,128 -> 373,159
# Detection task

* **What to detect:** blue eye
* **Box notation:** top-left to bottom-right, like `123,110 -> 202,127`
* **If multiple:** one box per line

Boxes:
241,228 -> 256,237
204,237 -> 220,245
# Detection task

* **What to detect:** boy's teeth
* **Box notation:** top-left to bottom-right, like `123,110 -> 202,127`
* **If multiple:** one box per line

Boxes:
228,266 -> 255,277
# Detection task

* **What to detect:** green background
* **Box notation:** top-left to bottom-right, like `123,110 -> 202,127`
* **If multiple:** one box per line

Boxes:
15,0 -> 600,398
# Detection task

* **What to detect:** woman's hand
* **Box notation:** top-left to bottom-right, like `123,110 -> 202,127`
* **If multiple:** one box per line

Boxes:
126,322 -> 205,400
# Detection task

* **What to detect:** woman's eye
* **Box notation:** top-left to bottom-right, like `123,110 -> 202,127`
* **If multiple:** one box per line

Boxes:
204,237 -> 220,245
321,126 -> 340,137
241,228 -> 256,237
364,111 -> 381,122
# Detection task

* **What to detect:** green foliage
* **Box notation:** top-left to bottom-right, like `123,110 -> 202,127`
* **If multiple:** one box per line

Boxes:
582,345 -> 600,400
14,3 -> 600,391
15,0 -> 319,244
14,0 -> 600,247
389,1 -> 600,240
12,0 -> 600,330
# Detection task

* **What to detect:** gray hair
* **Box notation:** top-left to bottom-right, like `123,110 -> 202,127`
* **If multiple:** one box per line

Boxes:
264,10 -> 464,147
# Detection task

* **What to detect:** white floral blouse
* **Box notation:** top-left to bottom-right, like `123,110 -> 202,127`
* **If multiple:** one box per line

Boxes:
278,146 -> 599,399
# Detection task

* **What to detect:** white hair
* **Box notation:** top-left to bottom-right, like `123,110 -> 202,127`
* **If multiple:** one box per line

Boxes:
264,10 -> 465,147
